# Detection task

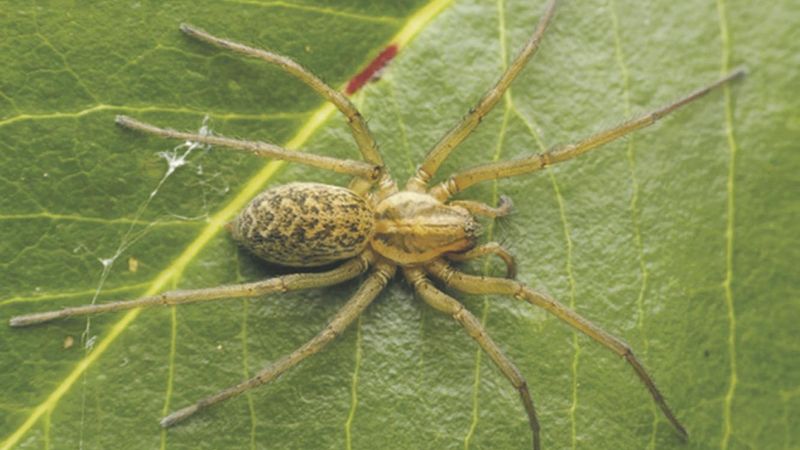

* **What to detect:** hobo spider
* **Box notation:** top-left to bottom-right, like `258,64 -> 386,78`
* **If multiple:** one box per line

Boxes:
10,0 -> 744,448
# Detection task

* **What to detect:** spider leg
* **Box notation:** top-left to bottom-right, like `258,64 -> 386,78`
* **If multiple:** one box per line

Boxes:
9,253 -> 373,327
425,259 -> 688,440
404,267 -> 541,450
179,24 -> 384,193
446,242 -> 517,279
115,115 -> 379,181
429,67 -> 746,200
406,0 -> 557,192
449,194 -> 513,218
161,261 -> 396,427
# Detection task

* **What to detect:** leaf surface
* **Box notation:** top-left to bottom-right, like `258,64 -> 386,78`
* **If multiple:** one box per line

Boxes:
1,0 -> 797,449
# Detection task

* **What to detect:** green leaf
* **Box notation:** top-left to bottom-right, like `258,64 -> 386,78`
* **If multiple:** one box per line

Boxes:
2,0 -> 797,449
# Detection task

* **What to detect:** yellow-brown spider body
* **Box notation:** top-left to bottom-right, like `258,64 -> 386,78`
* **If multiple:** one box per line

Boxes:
233,183 -> 481,268
9,4 -> 746,448
372,191 -> 480,265
231,182 -> 375,267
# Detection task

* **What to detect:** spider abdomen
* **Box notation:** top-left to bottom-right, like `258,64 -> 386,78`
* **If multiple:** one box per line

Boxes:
231,182 -> 375,267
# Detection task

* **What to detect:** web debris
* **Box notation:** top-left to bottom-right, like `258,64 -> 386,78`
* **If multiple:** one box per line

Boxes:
75,116 -> 212,449
81,115 -> 212,345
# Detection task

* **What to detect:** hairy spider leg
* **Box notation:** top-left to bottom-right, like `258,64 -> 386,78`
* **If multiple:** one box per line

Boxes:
180,24 -> 385,194
404,267 -> 541,450
425,260 -> 689,440
9,252 -> 374,327
406,0 -> 557,191
429,67 -> 746,200
115,115 -> 380,181
444,197 -> 515,276
446,242 -> 517,279
449,195 -> 514,218
161,261 -> 396,427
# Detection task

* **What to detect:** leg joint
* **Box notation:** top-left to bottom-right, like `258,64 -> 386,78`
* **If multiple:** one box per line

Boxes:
429,177 -> 457,201
620,342 -> 635,359
373,264 -> 395,288
512,281 -> 527,301
277,277 -> 289,293
453,308 -> 484,340
435,263 -> 455,285
368,164 -> 385,182
356,251 -> 375,271
540,152 -> 553,167
406,167 -> 432,191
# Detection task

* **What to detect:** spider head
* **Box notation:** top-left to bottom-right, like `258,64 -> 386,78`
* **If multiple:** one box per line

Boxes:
371,191 -> 480,265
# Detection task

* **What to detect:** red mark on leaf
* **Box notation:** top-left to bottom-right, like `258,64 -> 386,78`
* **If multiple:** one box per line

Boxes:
346,44 -> 398,95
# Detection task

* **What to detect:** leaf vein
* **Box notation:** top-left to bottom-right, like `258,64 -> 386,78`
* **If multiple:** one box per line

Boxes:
31,14 -> 100,105
0,212 -> 199,227
0,283 -> 151,308
0,2 -> 454,447
0,104 -> 307,128
465,1 -> 512,446
344,316 -> 363,450
236,254 -> 258,450
608,1 -> 659,446
159,306 -> 179,450
716,0 -> 739,447
222,0 -> 402,25
513,97 -> 581,448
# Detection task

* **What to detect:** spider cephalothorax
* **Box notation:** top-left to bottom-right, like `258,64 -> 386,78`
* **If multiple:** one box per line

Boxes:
10,1 -> 745,448
372,191 -> 481,264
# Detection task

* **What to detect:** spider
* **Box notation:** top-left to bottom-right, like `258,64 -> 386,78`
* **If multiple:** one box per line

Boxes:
9,1 -> 744,448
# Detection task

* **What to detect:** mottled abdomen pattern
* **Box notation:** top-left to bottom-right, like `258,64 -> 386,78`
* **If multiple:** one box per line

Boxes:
231,182 -> 375,267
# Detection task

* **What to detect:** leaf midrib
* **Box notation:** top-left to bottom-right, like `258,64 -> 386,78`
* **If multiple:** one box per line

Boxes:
0,1 -> 454,447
